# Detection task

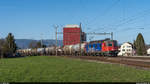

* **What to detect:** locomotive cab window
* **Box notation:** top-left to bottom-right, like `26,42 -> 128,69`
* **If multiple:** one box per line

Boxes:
108,43 -> 112,46
114,41 -> 118,47
107,42 -> 112,46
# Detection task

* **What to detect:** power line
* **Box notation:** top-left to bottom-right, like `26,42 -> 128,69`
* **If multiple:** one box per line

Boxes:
85,0 -> 121,32
111,8 -> 150,32
57,32 -> 113,40
86,1 -> 150,33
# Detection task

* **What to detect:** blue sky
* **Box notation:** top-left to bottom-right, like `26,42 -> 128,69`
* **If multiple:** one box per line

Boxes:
0,0 -> 150,44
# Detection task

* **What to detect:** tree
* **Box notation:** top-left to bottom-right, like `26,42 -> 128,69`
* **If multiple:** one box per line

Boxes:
133,40 -> 136,49
28,41 -> 37,49
0,39 -> 5,58
35,41 -> 46,48
3,33 -> 17,57
29,41 -> 46,49
36,41 -> 42,48
134,33 -> 146,56
42,44 -> 47,48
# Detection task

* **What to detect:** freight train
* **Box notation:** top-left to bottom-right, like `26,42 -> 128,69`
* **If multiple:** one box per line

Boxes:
17,39 -> 119,56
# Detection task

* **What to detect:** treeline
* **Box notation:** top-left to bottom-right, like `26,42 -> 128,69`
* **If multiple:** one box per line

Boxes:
0,33 -> 17,58
0,33 -> 47,58
28,41 -> 47,49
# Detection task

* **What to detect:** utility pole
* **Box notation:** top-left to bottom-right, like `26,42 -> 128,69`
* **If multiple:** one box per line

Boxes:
41,33 -> 43,48
79,23 -> 82,56
54,25 -> 59,56
111,32 -> 113,40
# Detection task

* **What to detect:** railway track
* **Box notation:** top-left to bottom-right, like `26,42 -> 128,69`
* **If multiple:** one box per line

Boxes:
61,55 -> 150,69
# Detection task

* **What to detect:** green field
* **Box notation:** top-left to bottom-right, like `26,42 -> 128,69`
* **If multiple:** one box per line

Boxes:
0,56 -> 150,82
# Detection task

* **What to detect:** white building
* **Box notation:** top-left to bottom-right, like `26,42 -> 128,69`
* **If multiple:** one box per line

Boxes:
118,42 -> 135,56
147,48 -> 150,56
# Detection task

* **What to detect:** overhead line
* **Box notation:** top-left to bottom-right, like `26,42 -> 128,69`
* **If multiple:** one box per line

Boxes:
87,0 -> 121,32
111,8 -> 150,32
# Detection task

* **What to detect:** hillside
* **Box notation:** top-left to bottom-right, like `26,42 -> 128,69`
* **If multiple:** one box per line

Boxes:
15,39 -> 63,49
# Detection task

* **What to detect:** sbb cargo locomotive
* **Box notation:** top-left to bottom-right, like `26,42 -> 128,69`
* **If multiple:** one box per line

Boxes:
86,39 -> 118,56
17,39 -> 119,56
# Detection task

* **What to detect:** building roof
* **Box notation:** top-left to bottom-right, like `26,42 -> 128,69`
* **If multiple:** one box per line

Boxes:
64,25 -> 80,28
127,42 -> 133,45
122,42 -> 135,49
122,42 -> 133,45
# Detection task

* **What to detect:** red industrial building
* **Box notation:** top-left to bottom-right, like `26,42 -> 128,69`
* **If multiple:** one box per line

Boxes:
63,25 -> 86,46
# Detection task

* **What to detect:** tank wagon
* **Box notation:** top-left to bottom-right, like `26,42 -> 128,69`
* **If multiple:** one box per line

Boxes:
17,46 -> 62,56
45,47 -> 55,55
62,45 -> 73,55
17,48 -> 38,56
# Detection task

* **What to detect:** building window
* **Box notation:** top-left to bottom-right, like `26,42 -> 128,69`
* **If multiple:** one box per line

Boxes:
126,49 -> 131,51
122,49 -> 125,51
127,46 -> 131,48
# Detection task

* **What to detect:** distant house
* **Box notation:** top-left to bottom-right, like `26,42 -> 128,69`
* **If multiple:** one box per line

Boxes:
118,42 -> 135,56
147,48 -> 150,56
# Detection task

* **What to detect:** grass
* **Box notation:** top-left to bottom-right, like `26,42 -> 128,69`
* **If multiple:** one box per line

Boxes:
0,56 -> 150,82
